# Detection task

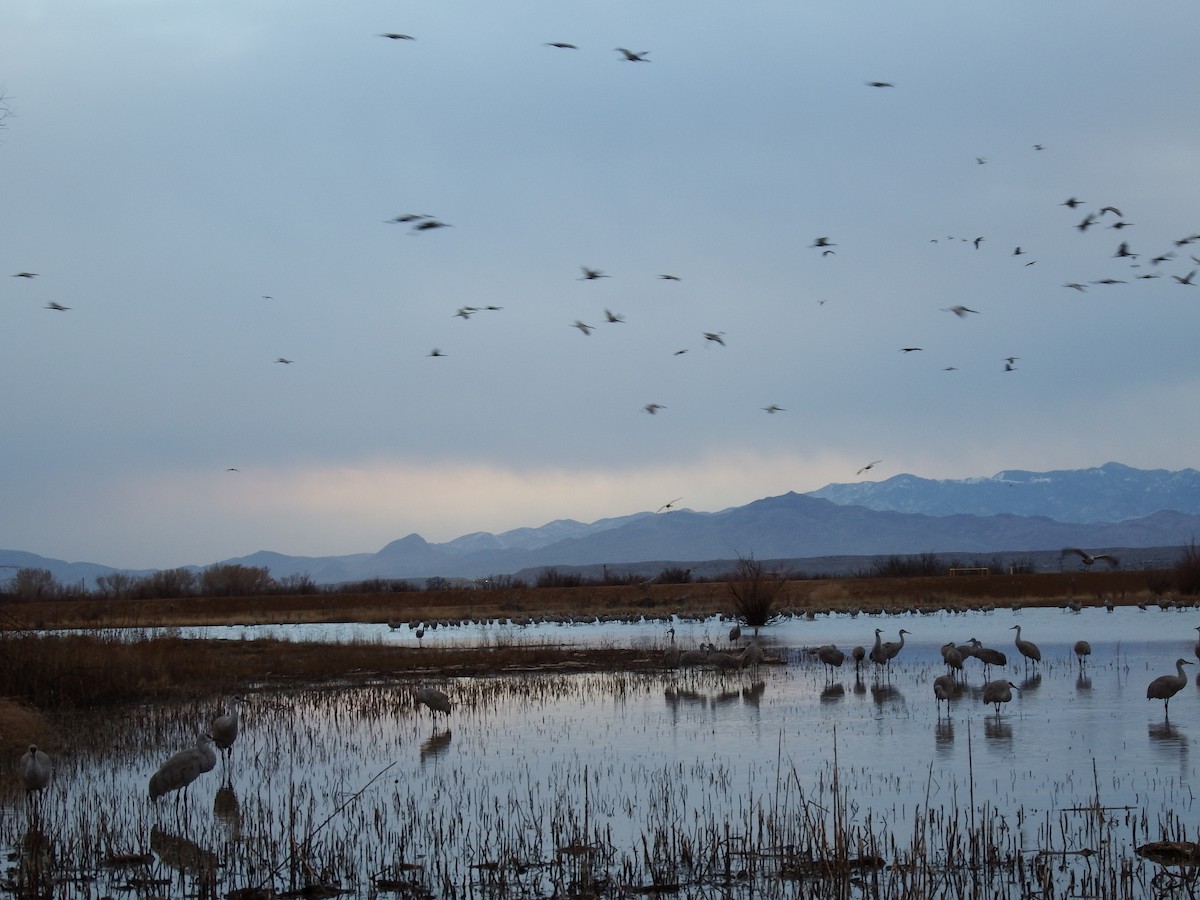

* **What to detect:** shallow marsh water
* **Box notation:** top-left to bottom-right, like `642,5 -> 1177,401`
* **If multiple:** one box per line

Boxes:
5,606 -> 1200,898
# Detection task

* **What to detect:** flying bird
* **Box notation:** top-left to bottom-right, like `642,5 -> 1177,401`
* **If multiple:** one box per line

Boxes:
379,33 -> 415,40
857,460 -> 882,475
865,81 -> 894,87
1062,548 -> 1119,567
1100,206 -> 1123,217
1061,197 -> 1085,208
428,348 -> 446,357
1077,214 -> 1098,232
1063,283 -> 1087,292
762,404 -> 784,414
657,497 -> 682,512
703,331 -> 726,346
579,266 -> 608,280
275,357 -> 293,364
571,320 -> 594,335
12,272 -> 38,278
387,213 -> 430,223
658,274 -> 681,281
1173,270 -> 1197,285
604,309 -> 625,323
644,403 -> 665,414
545,42 -> 577,49
810,237 -> 836,248
614,48 -> 650,61
44,302 -> 70,311
411,219 -> 450,232
1113,242 -> 1137,259
942,305 -> 979,317
900,347 -> 923,352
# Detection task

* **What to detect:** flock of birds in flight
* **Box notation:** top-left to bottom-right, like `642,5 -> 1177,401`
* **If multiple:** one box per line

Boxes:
8,23 -> 1199,490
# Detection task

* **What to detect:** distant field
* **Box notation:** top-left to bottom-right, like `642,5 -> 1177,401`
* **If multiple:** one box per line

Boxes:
0,567 -> 1170,632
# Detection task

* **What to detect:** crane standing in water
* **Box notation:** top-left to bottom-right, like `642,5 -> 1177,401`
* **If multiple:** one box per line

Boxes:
1147,659 -> 1192,718
1011,625 -> 1041,670
149,733 -> 217,801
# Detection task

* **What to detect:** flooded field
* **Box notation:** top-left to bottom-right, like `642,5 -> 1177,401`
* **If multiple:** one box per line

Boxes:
4,606 -> 1200,898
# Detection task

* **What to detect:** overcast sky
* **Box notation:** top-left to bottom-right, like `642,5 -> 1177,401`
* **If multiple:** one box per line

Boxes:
2,0 -> 1199,569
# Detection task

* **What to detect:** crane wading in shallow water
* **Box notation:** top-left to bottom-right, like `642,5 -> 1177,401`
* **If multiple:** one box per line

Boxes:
20,745 -> 51,794
1147,659 -> 1192,718
149,733 -> 216,801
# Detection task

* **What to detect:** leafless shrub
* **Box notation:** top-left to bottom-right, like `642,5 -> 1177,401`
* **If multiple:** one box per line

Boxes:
1174,540 -> 1200,596
726,554 -> 785,627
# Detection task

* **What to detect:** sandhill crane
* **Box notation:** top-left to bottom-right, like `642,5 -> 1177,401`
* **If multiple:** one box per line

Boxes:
212,697 -> 245,760
416,686 -> 452,723
933,674 -> 956,718
706,645 -> 744,672
614,48 -> 650,61
1062,548 -> 1119,568
580,266 -> 608,280
604,309 -> 625,323
940,642 -> 964,676
678,642 -> 710,667
20,745 -> 51,794
942,305 -> 979,317
982,680 -> 1018,717
571,320 -> 594,335
149,734 -> 217,800
967,639 -> 1007,675
1147,659 -> 1192,717
12,272 -> 38,278
728,623 -> 742,646
881,629 -> 910,665
742,639 -> 765,675
869,628 -> 886,668
858,460 -> 882,475
379,33 -> 415,40
703,331 -> 726,346
1074,640 -> 1092,668
644,403 -> 665,415
851,645 -> 866,674
45,302 -> 70,311
1011,625 -> 1041,668
817,644 -> 845,675
545,42 -> 577,49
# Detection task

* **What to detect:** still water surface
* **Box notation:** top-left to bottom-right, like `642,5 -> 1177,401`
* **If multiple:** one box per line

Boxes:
5,606 -> 1200,897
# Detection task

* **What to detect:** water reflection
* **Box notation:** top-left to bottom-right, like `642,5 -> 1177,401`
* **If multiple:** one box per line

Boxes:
741,681 -> 766,707
1019,674 -> 1042,694
1148,721 -> 1189,751
984,717 -> 1013,743
871,683 -> 904,708
1075,674 -> 1092,693
420,729 -> 453,764
935,719 -> 954,754
213,784 -> 241,836
150,825 -> 216,875
820,683 -> 845,703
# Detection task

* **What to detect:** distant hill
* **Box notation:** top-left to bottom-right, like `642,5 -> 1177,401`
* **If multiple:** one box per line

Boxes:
805,461 -> 1200,522
4,463 -> 1198,587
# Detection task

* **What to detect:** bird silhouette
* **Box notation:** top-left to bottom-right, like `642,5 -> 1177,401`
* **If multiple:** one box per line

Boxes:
933,673 -> 956,717
411,219 -> 450,232
416,686 -> 452,724
881,629 -> 910,665
45,302 -> 70,311
857,460 -> 882,475
428,348 -> 446,357
703,331 -> 726,346
1061,197 -> 1086,208
275,357 -> 293,364
644,403 -> 665,414
1010,625 -> 1041,668
982,679 -> 1018,717
817,644 -> 845,675
379,33 -> 415,40
12,272 -> 38,278
1074,640 -> 1092,668
20,745 -> 51,794
1147,659 -> 1192,717
865,81 -> 894,87
900,347 -> 923,352
571,320 -> 594,335
1062,548 -> 1119,568
545,42 -> 577,49
658,274 -> 681,281
1173,270 -> 1197,285
728,623 -> 742,646
604,309 -> 625,323
657,497 -> 682,512
810,237 -> 836,248
387,213 -> 430,223
579,266 -> 608,280
762,404 -> 784,414
212,697 -> 244,761
614,48 -> 650,61
942,305 -> 979,317
149,733 -> 217,800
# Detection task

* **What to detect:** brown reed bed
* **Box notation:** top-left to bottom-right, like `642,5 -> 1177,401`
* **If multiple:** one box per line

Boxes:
0,569 -> 1157,633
